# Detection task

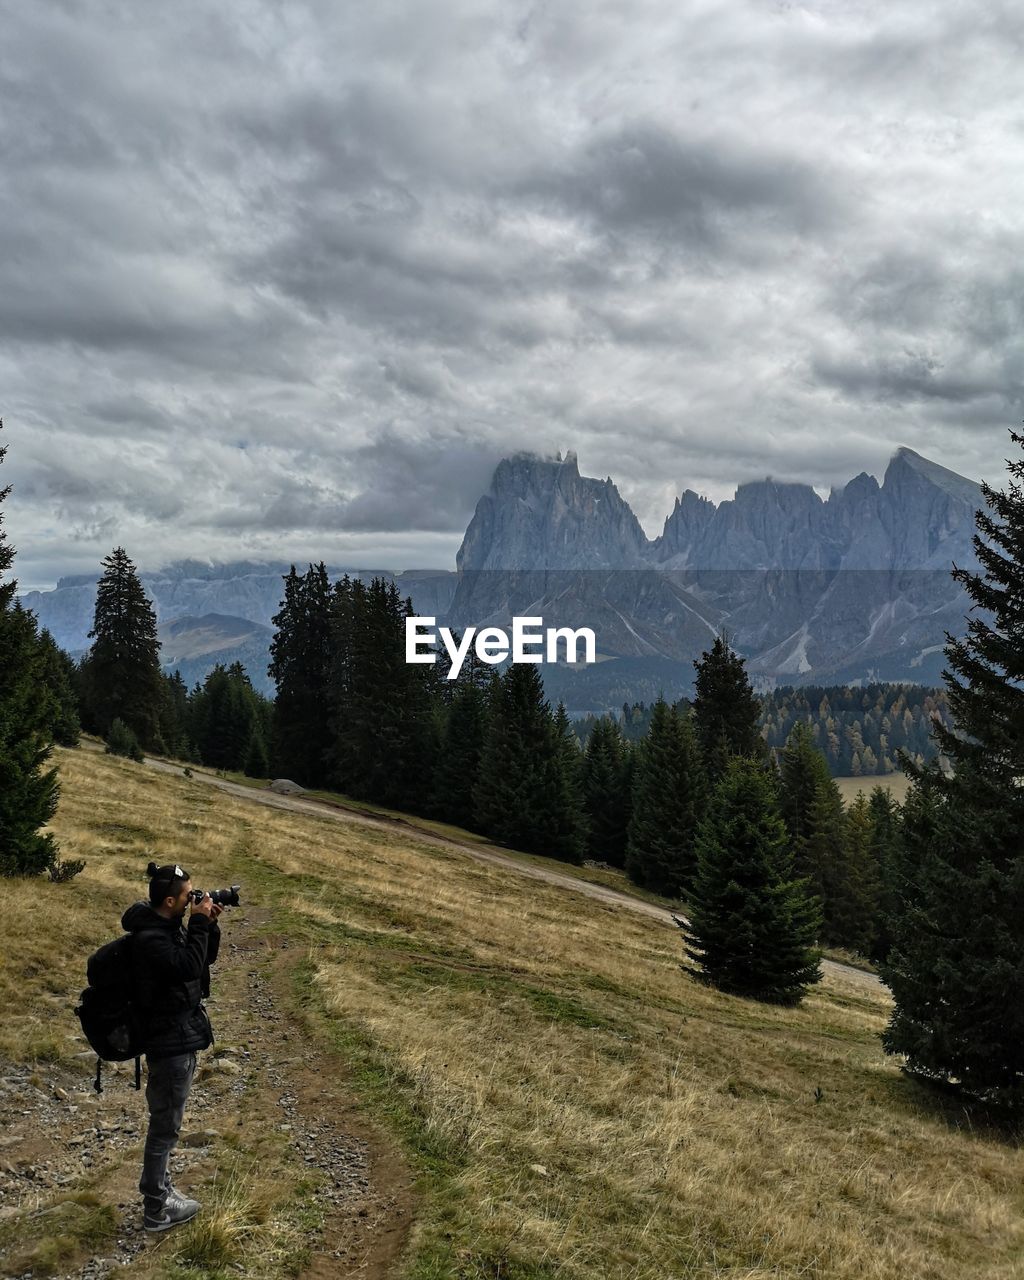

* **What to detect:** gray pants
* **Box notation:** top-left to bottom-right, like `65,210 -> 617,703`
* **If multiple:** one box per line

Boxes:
139,1051 -> 197,1213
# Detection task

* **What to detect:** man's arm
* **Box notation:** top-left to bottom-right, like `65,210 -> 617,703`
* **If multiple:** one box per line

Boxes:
141,914 -> 213,982
206,917 -> 222,968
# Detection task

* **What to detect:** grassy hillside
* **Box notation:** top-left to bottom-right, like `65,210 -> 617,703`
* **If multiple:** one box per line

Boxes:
1,747 -> 1022,1279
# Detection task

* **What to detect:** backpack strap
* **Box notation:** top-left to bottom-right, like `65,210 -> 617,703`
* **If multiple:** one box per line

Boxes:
134,1055 -> 142,1090
94,1057 -> 103,1095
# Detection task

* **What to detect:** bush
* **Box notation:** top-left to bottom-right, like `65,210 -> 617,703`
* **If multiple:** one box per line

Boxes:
105,718 -> 144,762
47,855 -> 86,883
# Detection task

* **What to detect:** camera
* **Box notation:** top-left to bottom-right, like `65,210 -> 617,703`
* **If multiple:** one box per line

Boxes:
190,885 -> 241,907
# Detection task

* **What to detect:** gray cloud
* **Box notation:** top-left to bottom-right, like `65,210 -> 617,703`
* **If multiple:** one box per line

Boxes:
524,120 -> 841,258
1,0 -> 1021,586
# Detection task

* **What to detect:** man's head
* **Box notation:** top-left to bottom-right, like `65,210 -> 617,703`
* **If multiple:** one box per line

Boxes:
147,861 -> 192,919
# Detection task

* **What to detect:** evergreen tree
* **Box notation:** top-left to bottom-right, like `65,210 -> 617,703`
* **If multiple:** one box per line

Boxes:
779,720 -> 829,872
801,770 -> 848,945
269,563 -> 334,786
0,605 -> 61,873
881,429 -> 1024,1108
691,634 -> 763,784
432,674 -> 493,828
779,720 -> 878,949
105,717 -> 144,762
80,547 -> 163,748
36,629 -> 81,747
190,662 -> 267,772
473,662 -> 570,856
0,421 -> 61,877
625,698 -> 705,897
867,786 -> 903,963
541,702 -> 588,863
243,725 -> 270,779
679,757 -> 822,1004
326,576 -> 437,810
581,716 -> 631,866
837,792 -> 882,956
158,670 -> 192,759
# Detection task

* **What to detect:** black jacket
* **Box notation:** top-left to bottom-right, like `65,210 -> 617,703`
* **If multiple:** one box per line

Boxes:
121,901 -> 221,1061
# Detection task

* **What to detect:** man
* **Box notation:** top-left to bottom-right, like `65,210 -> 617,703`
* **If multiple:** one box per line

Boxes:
121,861 -> 223,1232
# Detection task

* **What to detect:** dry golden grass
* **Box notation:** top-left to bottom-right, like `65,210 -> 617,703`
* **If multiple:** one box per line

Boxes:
834,773 -> 913,805
169,1156 -> 276,1272
3,746 -> 1022,1279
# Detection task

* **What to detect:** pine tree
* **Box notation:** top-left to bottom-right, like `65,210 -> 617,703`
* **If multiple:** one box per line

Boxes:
105,717 -> 144,762
881,429 -> 1024,1108
837,792 -> 881,956
0,421 -> 62,877
779,720 -> 877,948
541,702 -> 588,863
779,720 -> 828,879
581,716 -> 631,866
432,674 -> 493,828
625,699 -> 705,897
190,662 -> 267,772
80,547 -> 163,748
867,786 -> 903,963
36,629 -> 81,747
802,771 -> 849,945
158,670 -> 191,759
679,757 -> 822,1004
243,725 -> 270,779
473,662 -> 564,855
269,563 -> 334,787
326,576 -> 438,811
0,606 -> 61,873
691,634 -> 763,784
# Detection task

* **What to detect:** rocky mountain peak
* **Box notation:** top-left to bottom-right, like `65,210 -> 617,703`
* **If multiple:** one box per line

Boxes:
456,450 -> 649,571
884,446 -> 983,507
872,446 -> 982,570
654,490 -> 716,566
836,471 -> 881,503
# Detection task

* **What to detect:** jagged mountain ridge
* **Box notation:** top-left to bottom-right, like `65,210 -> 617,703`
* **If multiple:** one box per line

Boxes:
449,446 -> 984,694
456,447 -> 982,573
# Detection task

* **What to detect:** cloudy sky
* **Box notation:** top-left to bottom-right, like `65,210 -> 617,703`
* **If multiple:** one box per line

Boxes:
3,0 -> 1023,588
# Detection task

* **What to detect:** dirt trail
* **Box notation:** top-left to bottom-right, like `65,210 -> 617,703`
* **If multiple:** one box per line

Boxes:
81,741 -> 881,994
0,909 -> 415,1280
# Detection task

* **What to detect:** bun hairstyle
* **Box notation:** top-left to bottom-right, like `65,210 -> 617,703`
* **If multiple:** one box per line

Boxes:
147,860 -> 190,906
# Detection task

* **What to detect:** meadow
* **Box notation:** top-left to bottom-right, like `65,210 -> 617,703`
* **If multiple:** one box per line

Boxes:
833,773 -> 913,804
0,746 -> 1020,1279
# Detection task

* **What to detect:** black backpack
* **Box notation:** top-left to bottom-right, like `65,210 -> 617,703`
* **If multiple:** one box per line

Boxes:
75,934 -> 144,1093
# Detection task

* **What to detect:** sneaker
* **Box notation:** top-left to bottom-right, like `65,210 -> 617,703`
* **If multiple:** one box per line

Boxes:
143,1191 -> 200,1232
167,1188 -> 201,1213
166,1185 -> 201,1212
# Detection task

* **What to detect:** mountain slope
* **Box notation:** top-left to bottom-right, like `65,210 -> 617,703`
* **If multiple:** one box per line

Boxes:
3,745 -> 1020,1279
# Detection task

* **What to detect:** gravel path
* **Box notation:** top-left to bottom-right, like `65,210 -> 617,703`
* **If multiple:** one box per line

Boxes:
0,911 -> 414,1280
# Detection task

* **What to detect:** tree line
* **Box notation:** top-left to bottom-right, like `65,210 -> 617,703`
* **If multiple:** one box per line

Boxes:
585,681 -> 951,777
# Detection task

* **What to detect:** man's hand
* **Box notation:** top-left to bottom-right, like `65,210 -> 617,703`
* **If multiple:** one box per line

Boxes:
210,902 -> 224,921
191,892 -> 214,919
